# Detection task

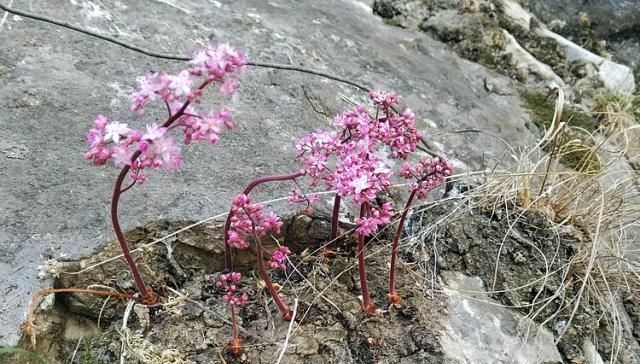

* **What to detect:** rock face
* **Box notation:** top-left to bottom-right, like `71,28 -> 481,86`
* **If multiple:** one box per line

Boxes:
374,0 -> 636,93
527,0 -> 640,39
441,272 -> 563,364
527,0 -> 640,70
0,0 -> 535,346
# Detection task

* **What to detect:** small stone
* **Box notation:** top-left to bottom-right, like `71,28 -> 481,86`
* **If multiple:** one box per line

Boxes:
134,304 -> 150,331
410,325 -> 440,353
483,77 -> 514,95
340,311 -> 358,330
295,336 -> 319,356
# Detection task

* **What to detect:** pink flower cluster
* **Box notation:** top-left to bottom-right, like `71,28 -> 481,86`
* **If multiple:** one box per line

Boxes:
227,194 -> 283,249
331,138 -> 392,204
294,90 -> 422,234
288,190 -> 319,205
85,43 -> 245,183
296,91 -> 422,201
399,157 -> 454,200
356,202 -> 394,236
131,44 -> 246,115
296,132 -> 392,207
85,117 -> 183,183
295,130 -> 340,180
269,247 -> 291,271
334,91 -> 423,159
216,272 -> 249,306
288,190 -> 319,214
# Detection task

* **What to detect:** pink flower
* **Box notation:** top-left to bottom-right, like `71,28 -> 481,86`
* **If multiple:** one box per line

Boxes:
167,70 -> 193,97
263,212 -> 283,233
308,193 -> 319,204
111,143 -> 134,166
94,115 -> 108,129
288,189 -> 305,205
104,121 -> 131,143
356,202 -> 394,236
401,158 -> 454,200
189,43 -> 246,80
369,90 -> 399,107
84,146 -> 112,166
130,72 -> 168,114
350,175 -> 370,195
228,194 -> 283,250
152,135 -> 183,170
218,107 -> 233,130
86,128 -> 103,148
228,230 -> 249,250
216,272 -> 249,306
142,123 -> 166,141
220,78 -> 238,95
269,247 -> 291,271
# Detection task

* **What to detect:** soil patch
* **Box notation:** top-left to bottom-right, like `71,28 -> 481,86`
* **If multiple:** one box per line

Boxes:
6,203 -> 640,363
8,217 -> 447,364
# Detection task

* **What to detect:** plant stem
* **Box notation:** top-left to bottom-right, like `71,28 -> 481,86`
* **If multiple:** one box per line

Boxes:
109,80 -> 210,304
111,160 -> 155,304
227,305 -> 243,356
223,171 -> 304,270
243,207 -> 292,320
357,203 -> 376,315
388,189 -> 416,304
329,194 -> 341,241
256,236 -> 292,320
231,305 -> 239,341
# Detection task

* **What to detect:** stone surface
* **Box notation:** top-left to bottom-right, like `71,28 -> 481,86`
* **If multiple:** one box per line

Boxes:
501,0 -> 636,93
527,0 -> 640,39
440,272 -> 563,364
374,0 -> 637,94
0,0 -> 535,345
536,26 -> 636,93
526,0 -> 640,77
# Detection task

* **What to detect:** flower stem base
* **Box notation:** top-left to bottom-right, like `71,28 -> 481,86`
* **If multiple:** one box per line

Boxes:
387,291 -> 402,305
363,301 -> 377,316
227,338 -> 243,357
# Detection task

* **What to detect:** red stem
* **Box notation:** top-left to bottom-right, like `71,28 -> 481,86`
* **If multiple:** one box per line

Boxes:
223,171 -> 304,270
231,305 -> 239,341
119,179 -> 137,194
244,207 -> 292,320
110,79 -> 211,304
227,304 -> 242,356
388,189 -> 416,303
329,194 -> 341,241
111,161 -> 154,303
357,203 -> 376,315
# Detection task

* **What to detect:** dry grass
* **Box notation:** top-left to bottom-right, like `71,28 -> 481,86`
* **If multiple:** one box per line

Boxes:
403,90 -> 640,362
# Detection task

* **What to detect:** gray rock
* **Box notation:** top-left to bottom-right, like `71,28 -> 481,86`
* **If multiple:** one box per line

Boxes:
609,38 -> 640,70
440,272 -> 563,364
527,0 -> 640,39
536,26 -> 636,93
372,0 -> 432,29
0,0 -> 534,345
